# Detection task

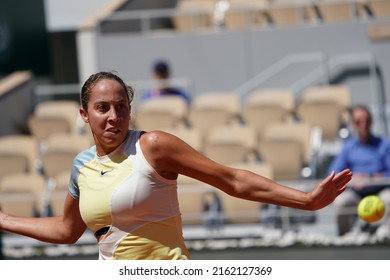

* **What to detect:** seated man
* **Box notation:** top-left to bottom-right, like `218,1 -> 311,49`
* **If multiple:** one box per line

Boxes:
328,105 -> 390,236
142,60 -> 191,105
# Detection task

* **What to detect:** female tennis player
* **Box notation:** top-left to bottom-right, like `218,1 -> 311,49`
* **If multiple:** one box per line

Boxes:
0,71 -> 352,260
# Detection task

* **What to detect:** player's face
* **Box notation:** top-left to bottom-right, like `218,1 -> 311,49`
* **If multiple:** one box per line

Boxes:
80,79 -> 131,155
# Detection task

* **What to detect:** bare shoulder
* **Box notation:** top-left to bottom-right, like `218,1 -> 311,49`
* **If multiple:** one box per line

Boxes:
139,130 -> 184,152
139,130 -> 192,168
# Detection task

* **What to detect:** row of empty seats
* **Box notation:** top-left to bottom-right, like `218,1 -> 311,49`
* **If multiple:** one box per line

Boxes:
173,0 -> 390,32
0,132 -> 92,219
23,84 -> 351,150
0,98 -> 94,218
134,84 -> 351,142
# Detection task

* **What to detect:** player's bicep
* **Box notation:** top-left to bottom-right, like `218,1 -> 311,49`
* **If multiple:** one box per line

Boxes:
142,130 -> 236,188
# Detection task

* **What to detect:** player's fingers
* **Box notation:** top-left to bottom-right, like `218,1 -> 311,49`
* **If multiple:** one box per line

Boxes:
320,171 -> 334,186
333,170 -> 352,184
333,169 -> 351,180
336,186 -> 346,196
335,174 -> 352,186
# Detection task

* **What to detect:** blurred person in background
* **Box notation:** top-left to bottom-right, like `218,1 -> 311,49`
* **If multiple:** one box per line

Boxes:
142,60 -> 191,105
328,105 -> 390,236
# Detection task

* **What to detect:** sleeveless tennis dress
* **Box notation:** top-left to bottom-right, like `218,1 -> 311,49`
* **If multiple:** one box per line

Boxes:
68,130 -> 189,259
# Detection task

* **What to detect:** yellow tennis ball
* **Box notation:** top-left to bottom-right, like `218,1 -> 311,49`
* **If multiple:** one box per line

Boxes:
357,195 -> 385,223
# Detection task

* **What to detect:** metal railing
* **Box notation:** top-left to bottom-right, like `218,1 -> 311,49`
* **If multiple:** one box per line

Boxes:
233,52 -> 328,98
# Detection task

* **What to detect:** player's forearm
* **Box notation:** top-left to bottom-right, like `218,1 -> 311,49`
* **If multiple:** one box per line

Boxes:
0,214 -> 76,244
231,169 -> 310,209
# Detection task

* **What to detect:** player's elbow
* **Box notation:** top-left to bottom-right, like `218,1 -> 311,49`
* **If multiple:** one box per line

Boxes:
57,226 -> 85,244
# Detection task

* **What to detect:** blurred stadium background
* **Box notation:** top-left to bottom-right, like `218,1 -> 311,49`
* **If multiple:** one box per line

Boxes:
1,0 -> 390,259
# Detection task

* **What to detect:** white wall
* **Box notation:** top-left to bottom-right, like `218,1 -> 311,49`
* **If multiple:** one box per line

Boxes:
44,0 -> 113,32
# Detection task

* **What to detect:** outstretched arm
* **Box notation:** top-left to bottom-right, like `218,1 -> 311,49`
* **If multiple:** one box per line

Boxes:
140,131 -> 352,211
0,193 -> 86,244
224,168 -> 350,211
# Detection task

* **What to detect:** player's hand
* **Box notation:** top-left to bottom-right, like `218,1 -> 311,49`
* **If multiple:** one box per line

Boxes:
308,169 -> 352,210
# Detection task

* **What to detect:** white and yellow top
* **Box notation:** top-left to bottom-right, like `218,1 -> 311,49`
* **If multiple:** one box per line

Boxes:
68,130 -> 189,260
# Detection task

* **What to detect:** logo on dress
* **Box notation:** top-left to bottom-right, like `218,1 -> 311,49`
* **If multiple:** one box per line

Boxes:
100,169 -> 113,176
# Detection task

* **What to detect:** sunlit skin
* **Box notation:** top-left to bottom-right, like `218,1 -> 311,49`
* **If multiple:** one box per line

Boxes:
79,79 -> 131,156
0,75 -> 352,249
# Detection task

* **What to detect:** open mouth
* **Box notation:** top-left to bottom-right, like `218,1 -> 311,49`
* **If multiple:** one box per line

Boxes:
106,128 -> 121,134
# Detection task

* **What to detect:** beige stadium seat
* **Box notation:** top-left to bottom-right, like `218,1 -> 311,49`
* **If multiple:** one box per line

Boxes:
28,117 -> 72,145
134,96 -> 189,131
49,170 -> 70,216
161,126 -> 203,152
188,91 -> 241,135
300,84 -> 351,124
250,88 -> 296,113
40,133 -> 92,179
172,0 -> 216,32
28,100 -> 80,144
265,0 -> 308,27
259,139 -> 303,180
0,135 -> 39,181
262,120 -> 313,165
0,173 -> 46,217
203,123 -> 258,165
258,121 -> 312,180
314,0 -> 357,23
215,191 -> 260,224
297,101 -> 341,141
224,0 -> 267,30
300,85 -> 351,109
244,104 -> 286,141
366,0 -> 390,19
242,88 -> 296,140
297,85 -> 351,141
178,184 -> 215,225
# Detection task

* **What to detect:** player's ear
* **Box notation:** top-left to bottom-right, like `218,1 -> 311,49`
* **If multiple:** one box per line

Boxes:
79,108 -> 89,123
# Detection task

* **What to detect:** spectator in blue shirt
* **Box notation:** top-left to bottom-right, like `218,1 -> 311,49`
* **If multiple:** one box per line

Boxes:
328,105 -> 390,236
142,60 -> 191,105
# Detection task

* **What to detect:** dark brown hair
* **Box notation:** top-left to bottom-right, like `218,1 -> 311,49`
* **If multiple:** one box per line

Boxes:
80,71 -> 135,110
